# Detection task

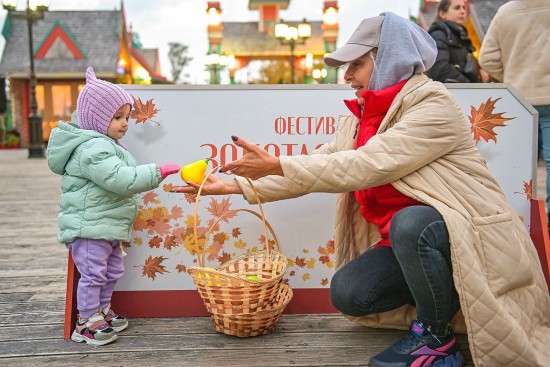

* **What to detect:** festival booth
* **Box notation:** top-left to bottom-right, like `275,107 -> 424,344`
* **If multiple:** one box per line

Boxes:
63,84 -> 550,338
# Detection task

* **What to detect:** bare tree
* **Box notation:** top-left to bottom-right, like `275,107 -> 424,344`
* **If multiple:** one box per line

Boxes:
168,42 -> 192,83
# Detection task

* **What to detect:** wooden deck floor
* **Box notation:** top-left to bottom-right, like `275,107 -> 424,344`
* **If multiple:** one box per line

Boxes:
5,149 -> 530,366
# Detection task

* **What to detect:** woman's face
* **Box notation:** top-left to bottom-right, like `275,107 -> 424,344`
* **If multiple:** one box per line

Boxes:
440,0 -> 467,24
344,52 -> 374,106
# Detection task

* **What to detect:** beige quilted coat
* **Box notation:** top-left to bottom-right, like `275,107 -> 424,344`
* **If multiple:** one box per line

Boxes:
237,74 -> 550,366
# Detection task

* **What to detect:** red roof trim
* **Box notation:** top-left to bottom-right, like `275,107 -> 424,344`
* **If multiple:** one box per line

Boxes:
130,48 -> 166,80
35,24 -> 84,59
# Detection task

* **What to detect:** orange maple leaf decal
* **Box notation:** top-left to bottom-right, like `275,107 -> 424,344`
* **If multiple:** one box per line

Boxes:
469,97 -> 514,144
213,232 -> 229,245
218,251 -> 231,264
164,235 -> 178,251
163,183 -> 173,192
321,278 -> 329,286
234,238 -> 247,249
143,192 -> 160,205
149,236 -> 162,248
232,227 -> 241,238
175,264 -> 187,273
141,255 -> 169,279
184,193 -> 196,204
514,180 -> 533,200
131,96 -> 160,125
295,256 -> 306,268
166,206 -> 184,221
207,197 -> 237,222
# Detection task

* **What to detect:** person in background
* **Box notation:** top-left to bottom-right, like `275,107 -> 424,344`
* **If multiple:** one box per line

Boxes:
479,0 -> 550,228
47,67 -> 180,346
172,12 -> 550,367
0,77 -> 7,146
427,0 -> 489,83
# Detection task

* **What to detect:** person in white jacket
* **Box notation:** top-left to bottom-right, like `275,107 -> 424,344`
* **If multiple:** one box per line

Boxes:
479,0 -> 550,229
173,11 -> 550,367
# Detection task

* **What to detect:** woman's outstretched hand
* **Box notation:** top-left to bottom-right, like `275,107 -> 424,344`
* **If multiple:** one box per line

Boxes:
219,136 -> 284,180
170,172 -> 242,196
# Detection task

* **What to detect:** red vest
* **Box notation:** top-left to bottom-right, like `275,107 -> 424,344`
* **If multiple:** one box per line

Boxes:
345,80 -> 423,247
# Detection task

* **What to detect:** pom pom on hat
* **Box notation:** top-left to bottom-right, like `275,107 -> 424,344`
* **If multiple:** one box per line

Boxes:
76,67 -> 133,135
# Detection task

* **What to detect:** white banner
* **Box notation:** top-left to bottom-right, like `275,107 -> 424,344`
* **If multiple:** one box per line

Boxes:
116,84 -> 536,292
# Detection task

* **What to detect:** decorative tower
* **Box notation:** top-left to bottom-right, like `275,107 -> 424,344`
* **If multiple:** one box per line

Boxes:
206,1 -> 223,83
248,0 -> 290,33
322,1 -> 339,83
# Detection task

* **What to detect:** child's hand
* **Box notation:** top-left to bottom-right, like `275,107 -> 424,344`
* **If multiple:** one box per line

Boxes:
159,164 -> 180,180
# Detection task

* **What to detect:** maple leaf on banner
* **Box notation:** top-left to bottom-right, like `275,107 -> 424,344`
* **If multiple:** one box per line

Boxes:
134,237 -> 143,246
207,197 -> 238,222
213,232 -> 229,245
121,241 -> 131,248
164,235 -> 178,251
147,219 -> 172,237
183,233 -> 206,256
234,238 -> 247,249
175,264 -> 187,273
130,96 -> 160,125
295,256 -> 306,268
301,273 -> 311,281
173,227 -> 187,244
321,278 -> 329,286
184,193 -> 196,204
232,227 -> 241,238
142,192 -> 160,205
184,214 -> 197,228
306,258 -> 316,269
149,236 -> 162,248
166,206 -> 184,221
514,180 -> 533,200
469,97 -> 515,144
207,218 -> 220,233
163,183 -> 173,192
218,251 -> 231,264
207,242 -> 223,262
141,255 -> 169,279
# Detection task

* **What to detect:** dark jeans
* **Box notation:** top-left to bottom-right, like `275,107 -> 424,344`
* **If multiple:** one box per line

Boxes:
330,206 -> 460,337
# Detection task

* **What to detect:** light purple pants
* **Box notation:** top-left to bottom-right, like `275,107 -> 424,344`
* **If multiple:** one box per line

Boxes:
66,238 -> 125,318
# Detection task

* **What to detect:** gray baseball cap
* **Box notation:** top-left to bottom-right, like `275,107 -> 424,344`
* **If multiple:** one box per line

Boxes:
324,15 -> 385,67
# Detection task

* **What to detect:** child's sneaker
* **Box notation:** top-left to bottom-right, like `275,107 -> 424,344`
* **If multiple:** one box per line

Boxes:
102,303 -> 128,332
71,313 -> 117,346
369,320 -> 465,367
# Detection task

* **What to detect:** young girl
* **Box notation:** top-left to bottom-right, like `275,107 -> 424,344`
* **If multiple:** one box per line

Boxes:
47,67 -> 180,346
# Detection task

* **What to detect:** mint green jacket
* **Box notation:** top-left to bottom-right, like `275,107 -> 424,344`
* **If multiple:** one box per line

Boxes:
47,122 -> 162,243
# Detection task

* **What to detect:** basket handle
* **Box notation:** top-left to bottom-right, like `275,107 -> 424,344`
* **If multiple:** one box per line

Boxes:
193,166 -> 274,268
199,208 -> 280,267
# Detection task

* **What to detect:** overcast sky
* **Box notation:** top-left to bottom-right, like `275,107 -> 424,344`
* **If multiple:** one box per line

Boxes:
0,0 -> 420,84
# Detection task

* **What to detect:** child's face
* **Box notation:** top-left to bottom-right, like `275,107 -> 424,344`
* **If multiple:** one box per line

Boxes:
107,104 -> 130,140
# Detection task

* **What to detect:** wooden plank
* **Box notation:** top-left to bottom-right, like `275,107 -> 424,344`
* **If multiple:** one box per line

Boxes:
0,330 -> 472,358
0,347 -> 475,367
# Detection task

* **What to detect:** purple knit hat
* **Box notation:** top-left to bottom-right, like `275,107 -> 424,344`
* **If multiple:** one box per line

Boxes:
76,67 -> 133,135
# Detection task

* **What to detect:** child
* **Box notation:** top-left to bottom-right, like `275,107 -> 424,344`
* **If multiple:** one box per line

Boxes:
47,67 -> 180,346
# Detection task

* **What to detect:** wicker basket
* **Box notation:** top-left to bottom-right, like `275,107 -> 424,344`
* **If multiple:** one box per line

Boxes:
187,168 -> 290,320
210,283 -> 293,337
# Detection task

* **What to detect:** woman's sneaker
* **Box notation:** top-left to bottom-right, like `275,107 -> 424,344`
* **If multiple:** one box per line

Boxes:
71,313 -> 118,346
102,303 -> 128,332
369,320 -> 465,367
